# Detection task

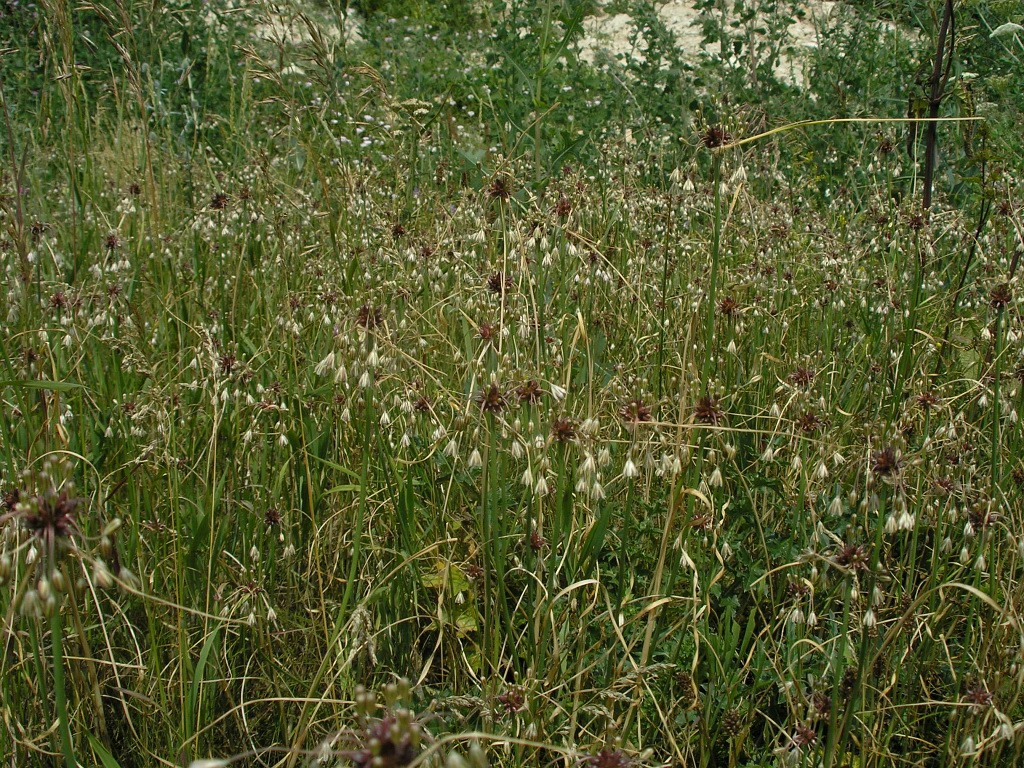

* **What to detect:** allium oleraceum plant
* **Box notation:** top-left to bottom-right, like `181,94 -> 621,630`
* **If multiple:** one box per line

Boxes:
3,1 -> 1024,767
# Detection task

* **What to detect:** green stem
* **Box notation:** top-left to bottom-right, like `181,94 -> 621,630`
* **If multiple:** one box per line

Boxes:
703,152 -> 723,391
51,607 -> 76,768
991,311 -> 1003,495
284,382 -> 374,768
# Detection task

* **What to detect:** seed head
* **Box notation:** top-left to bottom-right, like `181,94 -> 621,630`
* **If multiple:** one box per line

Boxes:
348,713 -> 422,768
6,459 -> 84,570
792,725 -> 817,748
871,446 -> 901,476
517,380 -> 544,404
835,543 -> 869,571
495,688 -> 525,715
693,396 -> 725,426
619,398 -> 652,425
717,296 -> 739,317
990,283 -> 1012,310
795,411 -> 823,434
486,271 -> 513,296
719,708 -> 742,737
963,685 -> 994,711
476,383 -> 507,414
357,304 -> 384,330
586,748 -> 631,768
551,417 -> 577,443
838,668 -> 858,701
788,366 -> 815,388
21,489 -> 78,541
809,690 -> 831,719
488,175 -> 512,201
701,125 -> 732,149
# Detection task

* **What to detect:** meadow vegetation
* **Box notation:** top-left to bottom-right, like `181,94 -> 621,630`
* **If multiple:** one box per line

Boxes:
1,0 -> 1023,766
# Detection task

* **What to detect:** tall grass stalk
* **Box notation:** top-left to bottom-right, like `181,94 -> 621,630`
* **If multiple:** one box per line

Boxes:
702,152 -> 723,391
50,605 -> 77,768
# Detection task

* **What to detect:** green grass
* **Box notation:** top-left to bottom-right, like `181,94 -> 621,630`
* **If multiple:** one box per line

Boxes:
1,1 -> 1023,766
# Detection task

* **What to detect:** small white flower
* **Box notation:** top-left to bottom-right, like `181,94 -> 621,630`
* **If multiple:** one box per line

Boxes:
467,448 -> 483,468
997,711 -> 1014,741
959,735 -> 975,756
580,452 -> 597,477
315,351 -> 336,376
991,22 -> 1024,38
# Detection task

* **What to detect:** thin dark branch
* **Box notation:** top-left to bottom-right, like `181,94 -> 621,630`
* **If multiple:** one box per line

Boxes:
922,0 -> 955,210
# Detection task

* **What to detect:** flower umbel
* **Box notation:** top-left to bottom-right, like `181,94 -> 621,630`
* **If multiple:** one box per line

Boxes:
6,458 -> 83,567
476,383 -> 508,414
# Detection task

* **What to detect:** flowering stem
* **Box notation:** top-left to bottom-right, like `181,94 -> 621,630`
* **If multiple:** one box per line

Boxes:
286,385 -> 374,768
656,236 -> 670,401
892,231 -> 925,421
616,479 -> 634,607
702,152 -> 723,391
340,385 -> 374,621
990,310 -> 1004,495
51,608 -> 77,768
